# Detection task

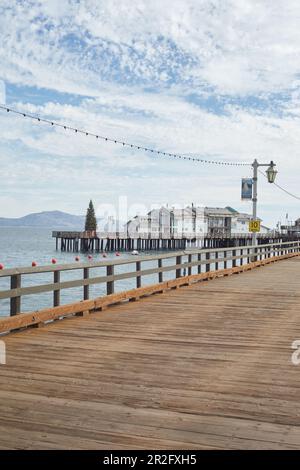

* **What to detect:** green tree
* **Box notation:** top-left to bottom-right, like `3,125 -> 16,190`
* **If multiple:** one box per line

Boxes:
85,200 -> 97,231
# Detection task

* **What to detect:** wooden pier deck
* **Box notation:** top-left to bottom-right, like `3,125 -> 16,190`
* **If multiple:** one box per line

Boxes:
1,256 -> 300,449
52,230 -> 293,252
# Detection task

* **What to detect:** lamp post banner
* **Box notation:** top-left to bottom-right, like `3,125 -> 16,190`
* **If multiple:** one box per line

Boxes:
241,178 -> 253,200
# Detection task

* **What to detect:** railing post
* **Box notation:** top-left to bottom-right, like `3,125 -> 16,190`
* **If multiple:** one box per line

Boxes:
107,265 -> 114,295
83,267 -> 89,300
136,261 -> 141,288
224,250 -> 227,269
176,255 -> 182,278
240,248 -> 243,266
188,254 -> 192,276
53,270 -> 60,307
232,249 -> 236,268
10,274 -> 21,316
197,253 -> 201,274
215,251 -> 219,271
158,258 -> 163,283
206,252 -> 210,272
247,248 -> 250,264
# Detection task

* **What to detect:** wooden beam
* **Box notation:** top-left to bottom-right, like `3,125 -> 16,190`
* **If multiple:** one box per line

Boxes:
53,271 -> 60,307
10,274 -> 21,316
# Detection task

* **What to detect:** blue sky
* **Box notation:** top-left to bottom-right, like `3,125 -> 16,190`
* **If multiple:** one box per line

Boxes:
0,0 -> 300,226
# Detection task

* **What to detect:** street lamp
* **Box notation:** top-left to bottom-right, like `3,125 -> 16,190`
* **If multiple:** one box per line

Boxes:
266,161 -> 277,183
252,159 -> 277,249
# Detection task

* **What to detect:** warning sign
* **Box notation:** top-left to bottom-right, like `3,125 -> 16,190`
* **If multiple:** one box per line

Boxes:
249,220 -> 261,232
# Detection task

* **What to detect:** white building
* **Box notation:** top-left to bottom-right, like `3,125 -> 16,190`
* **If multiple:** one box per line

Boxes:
125,205 -> 270,237
125,215 -> 149,236
204,207 -> 233,237
226,207 -> 270,235
171,206 -> 206,237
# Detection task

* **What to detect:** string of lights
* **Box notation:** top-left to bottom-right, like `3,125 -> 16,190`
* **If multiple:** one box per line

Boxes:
0,104 -> 251,167
258,169 -> 300,201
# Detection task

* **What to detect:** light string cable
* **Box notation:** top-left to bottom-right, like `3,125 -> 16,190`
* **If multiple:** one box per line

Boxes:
0,104 -> 251,167
258,169 -> 300,201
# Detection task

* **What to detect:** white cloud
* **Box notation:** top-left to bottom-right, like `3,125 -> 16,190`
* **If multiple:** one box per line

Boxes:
1,0 -> 300,95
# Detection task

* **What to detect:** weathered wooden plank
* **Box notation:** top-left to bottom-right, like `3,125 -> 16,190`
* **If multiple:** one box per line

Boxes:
1,256 -> 300,449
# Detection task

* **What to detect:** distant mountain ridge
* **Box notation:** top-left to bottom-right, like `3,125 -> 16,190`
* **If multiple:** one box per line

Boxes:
0,210 -> 124,231
0,211 -> 85,229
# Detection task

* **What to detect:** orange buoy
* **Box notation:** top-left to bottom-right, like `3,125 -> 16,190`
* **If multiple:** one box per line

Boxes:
51,258 -> 57,264
0,263 -> 4,270
32,261 -> 37,267
75,256 -> 80,261
116,252 -> 121,256
88,255 -> 93,260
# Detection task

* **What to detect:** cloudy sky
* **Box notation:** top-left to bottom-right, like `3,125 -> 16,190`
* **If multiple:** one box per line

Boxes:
0,0 -> 300,226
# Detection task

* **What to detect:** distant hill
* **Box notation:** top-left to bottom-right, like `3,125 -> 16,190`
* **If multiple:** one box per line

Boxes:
0,210 -> 125,230
0,211 -> 85,229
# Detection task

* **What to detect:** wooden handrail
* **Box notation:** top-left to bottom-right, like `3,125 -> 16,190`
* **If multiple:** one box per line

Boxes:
0,240 -> 299,318
0,240 -> 298,277
0,251 -> 299,334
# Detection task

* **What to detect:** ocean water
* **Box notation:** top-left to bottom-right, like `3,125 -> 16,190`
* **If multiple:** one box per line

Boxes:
0,227 -> 209,317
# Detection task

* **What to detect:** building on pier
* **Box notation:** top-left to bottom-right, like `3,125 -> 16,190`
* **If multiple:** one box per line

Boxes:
125,205 -> 270,238
281,218 -> 300,236
52,205 -> 272,252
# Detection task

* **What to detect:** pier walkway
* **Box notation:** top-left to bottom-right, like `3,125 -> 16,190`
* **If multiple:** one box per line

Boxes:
1,255 -> 300,449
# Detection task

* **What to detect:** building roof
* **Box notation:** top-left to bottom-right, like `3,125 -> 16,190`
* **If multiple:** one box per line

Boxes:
226,206 -> 239,214
204,207 -> 234,217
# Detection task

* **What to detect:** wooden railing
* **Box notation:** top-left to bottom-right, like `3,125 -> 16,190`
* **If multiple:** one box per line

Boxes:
0,240 -> 300,334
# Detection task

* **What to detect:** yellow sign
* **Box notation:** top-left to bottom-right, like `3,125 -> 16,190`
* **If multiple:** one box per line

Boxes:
249,220 -> 261,232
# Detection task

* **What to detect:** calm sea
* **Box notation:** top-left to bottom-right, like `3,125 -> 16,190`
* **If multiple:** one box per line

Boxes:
0,227 -> 183,317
